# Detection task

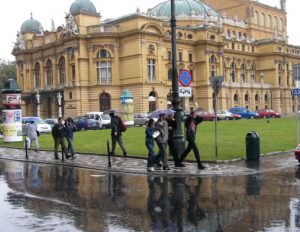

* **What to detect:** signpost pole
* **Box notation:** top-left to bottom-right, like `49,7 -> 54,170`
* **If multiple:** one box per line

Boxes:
292,64 -> 300,145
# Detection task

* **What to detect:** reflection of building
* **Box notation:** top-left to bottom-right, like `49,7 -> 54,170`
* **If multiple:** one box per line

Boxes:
13,0 -> 300,118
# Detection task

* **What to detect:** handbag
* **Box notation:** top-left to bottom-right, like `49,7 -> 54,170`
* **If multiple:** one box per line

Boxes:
152,130 -> 160,139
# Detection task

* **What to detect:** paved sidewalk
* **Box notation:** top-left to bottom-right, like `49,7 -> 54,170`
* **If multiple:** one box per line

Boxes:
0,147 -> 297,176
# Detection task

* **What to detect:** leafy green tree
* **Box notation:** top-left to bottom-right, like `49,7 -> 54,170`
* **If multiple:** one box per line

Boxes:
0,61 -> 16,90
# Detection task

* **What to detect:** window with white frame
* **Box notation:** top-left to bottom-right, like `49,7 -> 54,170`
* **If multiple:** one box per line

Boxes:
230,62 -> 236,82
57,56 -> 66,84
45,59 -> 53,86
147,59 -> 156,82
96,49 -> 112,84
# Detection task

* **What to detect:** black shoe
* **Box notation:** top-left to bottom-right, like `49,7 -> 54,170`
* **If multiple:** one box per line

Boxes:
66,154 -> 71,159
54,156 -> 59,160
163,166 -> 170,171
198,165 -> 206,170
123,152 -> 127,157
71,154 -> 76,159
155,163 -> 163,168
175,163 -> 185,167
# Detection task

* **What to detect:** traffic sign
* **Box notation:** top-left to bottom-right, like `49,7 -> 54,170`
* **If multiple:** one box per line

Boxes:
179,69 -> 192,86
291,88 -> 300,96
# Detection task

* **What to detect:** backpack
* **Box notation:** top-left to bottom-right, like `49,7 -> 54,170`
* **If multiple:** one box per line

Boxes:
119,120 -> 127,132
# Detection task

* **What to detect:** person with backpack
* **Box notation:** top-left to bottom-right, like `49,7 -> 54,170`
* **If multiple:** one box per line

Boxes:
65,117 -> 77,159
109,112 -> 127,157
179,111 -> 206,170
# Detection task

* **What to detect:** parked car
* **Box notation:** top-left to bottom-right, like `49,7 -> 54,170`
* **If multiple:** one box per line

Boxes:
217,110 -> 234,120
84,112 -> 111,129
194,110 -> 215,121
73,117 -> 100,131
257,109 -> 281,118
22,117 -> 52,134
44,118 -> 58,128
134,113 -> 150,126
229,107 -> 259,119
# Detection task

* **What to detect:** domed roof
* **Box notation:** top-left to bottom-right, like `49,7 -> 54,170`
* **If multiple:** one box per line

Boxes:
70,0 -> 97,15
20,15 -> 42,34
151,0 -> 219,18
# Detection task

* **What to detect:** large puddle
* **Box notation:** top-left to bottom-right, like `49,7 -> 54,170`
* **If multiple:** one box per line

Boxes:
0,160 -> 300,232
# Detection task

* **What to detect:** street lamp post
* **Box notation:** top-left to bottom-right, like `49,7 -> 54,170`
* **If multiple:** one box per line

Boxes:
36,91 -> 40,118
171,0 -> 185,157
57,92 -> 62,117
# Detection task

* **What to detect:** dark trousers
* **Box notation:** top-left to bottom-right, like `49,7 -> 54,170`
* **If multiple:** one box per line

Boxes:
168,139 -> 180,165
180,138 -> 202,167
146,141 -> 155,167
54,137 -> 68,158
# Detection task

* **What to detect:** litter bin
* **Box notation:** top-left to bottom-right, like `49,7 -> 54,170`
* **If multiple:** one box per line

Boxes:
246,131 -> 260,161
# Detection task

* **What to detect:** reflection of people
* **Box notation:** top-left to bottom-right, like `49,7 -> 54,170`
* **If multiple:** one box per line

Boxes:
27,121 -> 39,152
52,117 -> 70,160
165,114 -> 184,167
145,119 -> 156,172
65,117 -> 77,159
155,114 -> 170,170
180,111 -> 206,170
170,177 -> 185,231
110,112 -> 127,157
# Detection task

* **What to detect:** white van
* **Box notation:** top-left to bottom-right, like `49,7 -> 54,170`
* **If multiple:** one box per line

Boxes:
85,112 -> 111,129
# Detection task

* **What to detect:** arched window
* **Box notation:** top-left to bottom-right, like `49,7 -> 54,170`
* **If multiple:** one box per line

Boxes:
96,49 -> 112,84
279,18 -> 283,31
254,11 -> 259,24
274,16 -> 278,29
245,94 -> 249,102
57,56 -> 66,84
33,63 -> 40,88
255,94 -> 259,102
250,64 -> 256,82
209,55 -> 217,77
266,14 -> 271,27
45,59 -> 53,86
264,94 -> 268,102
260,13 -> 265,26
234,94 -> 238,102
149,91 -> 157,112
241,63 -> 246,82
230,62 -> 236,82
99,93 -> 111,112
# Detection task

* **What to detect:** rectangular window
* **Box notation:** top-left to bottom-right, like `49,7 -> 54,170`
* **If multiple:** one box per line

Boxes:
168,51 -> 172,61
179,52 -> 183,62
232,43 -> 235,50
189,53 -> 193,62
147,59 -> 156,82
97,61 -> 112,84
72,65 -> 76,81
168,69 -> 172,81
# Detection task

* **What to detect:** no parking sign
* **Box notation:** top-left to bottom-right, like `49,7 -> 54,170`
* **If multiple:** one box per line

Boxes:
179,69 -> 192,86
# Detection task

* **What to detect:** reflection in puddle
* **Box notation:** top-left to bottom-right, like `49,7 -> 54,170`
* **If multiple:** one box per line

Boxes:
0,160 -> 300,231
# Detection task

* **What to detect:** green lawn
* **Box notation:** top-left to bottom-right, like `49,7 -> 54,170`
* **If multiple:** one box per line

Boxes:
0,117 -> 297,161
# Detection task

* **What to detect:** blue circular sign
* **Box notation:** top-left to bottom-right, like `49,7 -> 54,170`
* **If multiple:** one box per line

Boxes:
179,69 -> 192,86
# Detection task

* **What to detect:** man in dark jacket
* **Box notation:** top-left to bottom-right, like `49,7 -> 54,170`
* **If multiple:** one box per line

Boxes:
109,112 -> 127,157
179,111 -> 206,170
52,117 -> 70,160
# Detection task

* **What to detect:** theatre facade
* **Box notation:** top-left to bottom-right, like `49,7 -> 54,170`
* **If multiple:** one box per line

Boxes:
12,0 -> 300,118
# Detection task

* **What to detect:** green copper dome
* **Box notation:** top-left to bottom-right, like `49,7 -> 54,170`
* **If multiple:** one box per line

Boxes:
151,0 -> 219,18
70,0 -> 97,15
20,16 -> 42,34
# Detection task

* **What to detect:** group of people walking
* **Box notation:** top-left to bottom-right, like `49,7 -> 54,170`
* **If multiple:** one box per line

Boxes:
26,110 -> 205,171
145,111 -> 206,172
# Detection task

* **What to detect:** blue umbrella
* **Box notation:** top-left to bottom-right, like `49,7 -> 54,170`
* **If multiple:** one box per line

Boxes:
149,109 -> 175,118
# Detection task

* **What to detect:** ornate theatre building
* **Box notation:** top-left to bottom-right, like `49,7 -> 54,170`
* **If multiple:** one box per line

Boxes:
12,0 -> 300,118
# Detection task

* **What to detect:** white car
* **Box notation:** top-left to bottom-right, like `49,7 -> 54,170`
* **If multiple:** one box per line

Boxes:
84,112 -> 111,129
22,117 -> 52,134
216,110 -> 235,120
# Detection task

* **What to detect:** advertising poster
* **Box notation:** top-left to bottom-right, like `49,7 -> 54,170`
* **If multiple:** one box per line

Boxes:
3,109 -> 22,142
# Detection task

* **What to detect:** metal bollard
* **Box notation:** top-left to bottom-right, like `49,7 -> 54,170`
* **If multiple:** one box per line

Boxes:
24,137 -> 29,158
107,140 -> 111,167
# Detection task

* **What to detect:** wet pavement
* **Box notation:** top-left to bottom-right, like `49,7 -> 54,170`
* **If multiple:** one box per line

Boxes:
0,147 -> 296,177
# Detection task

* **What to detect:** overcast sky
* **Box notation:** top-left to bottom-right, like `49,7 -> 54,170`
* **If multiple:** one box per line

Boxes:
1,0 -> 299,61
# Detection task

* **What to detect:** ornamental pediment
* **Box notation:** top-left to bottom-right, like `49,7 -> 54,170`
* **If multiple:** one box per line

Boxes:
140,23 -> 164,35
